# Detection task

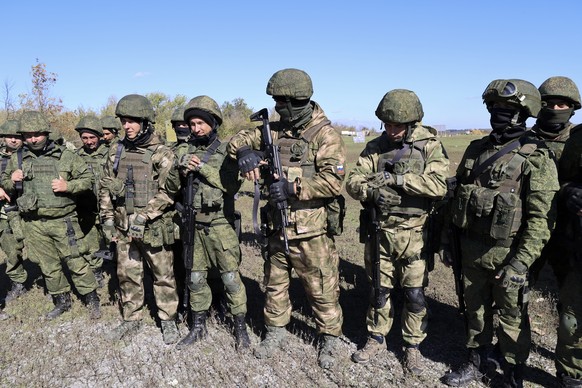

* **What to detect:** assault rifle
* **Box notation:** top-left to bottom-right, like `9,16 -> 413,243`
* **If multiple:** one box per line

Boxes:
360,205 -> 383,325
444,176 -> 465,315
250,108 -> 290,255
125,165 -> 135,213
175,171 -> 196,316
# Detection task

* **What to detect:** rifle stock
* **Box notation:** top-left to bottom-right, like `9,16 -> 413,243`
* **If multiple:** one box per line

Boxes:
250,108 -> 290,255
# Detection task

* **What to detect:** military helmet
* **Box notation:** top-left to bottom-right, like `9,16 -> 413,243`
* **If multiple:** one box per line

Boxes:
538,76 -> 581,110
170,106 -> 187,124
18,111 -> 52,134
375,89 -> 424,124
482,79 -> 541,118
0,119 -> 20,137
266,68 -> 313,100
101,115 -> 121,133
75,115 -> 104,136
115,94 -> 155,123
184,95 -> 223,126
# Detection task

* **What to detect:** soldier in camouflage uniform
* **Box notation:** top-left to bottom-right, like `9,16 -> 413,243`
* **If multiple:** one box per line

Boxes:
0,119 -> 28,305
101,116 -> 121,145
228,68 -> 346,368
173,96 -> 250,351
99,94 -> 180,344
442,80 -> 559,388
167,106 -> 190,151
553,80 -> 582,388
346,90 -> 449,374
75,115 -> 110,286
1,111 -> 101,320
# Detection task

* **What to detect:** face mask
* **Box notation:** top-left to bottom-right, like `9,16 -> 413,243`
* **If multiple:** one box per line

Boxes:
489,107 -> 520,131
27,136 -> 48,151
275,99 -> 313,129
537,107 -> 574,126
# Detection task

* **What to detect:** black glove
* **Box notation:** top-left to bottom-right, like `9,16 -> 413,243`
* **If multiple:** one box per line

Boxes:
367,187 -> 401,211
565,184 -> 582,214
270,177 -> 296,203
496,259 -> 528,290
236,146 -> 263,174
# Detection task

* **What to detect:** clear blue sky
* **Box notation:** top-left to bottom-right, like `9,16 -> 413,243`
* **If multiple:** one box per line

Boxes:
2,1 -> 581,130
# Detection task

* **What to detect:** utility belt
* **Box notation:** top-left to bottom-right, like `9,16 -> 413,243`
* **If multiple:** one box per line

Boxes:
194,206 -> 222,224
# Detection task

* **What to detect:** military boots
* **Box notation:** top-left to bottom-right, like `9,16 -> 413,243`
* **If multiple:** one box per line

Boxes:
442,347 -> 486,386
108,320 -> 143,341
5,281 -> 27,303
46,292 -> 72,320
559,373 -> 582,387
161,320 -> 180,345
254,325 -> 287,359
318,334 -> 339,369
404,346 -> 424,375
176,311 -> 207,349
502,362 -> 524,388
84,290 -> 101,320
352,334 -> 385,363
233,314 -> 250,351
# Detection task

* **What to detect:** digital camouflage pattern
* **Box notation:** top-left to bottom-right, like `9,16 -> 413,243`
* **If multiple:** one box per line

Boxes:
184,95 -> 223,125
115,94 -> 155,123
75,115 -> 104,136
482,79 -> 541,118
0,119 -> 20,136
228,101 -> 345,336
374,89 -> 424,124
266,68 -> 313,99
453,135 -> 559,365
17,111 -> 52,134
346,123 -> 449,345
538,76 -> 581,109
99,132 -> 179,321
174,139 -> 246,316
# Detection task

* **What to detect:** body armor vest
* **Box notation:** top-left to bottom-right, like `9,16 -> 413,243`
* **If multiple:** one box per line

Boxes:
377,141 -> 430,216
23,148 -> 75,209
116,148 -> 158,209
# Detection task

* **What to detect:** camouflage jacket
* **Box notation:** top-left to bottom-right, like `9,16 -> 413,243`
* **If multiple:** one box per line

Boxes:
227,102 -> 346,239
528,121 -> 578,163
76,142 -> 109,211
1,139 -> 92,218
346,124 -> 448,230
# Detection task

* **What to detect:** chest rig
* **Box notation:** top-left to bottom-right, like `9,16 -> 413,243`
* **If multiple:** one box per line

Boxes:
113,143 -> 158,210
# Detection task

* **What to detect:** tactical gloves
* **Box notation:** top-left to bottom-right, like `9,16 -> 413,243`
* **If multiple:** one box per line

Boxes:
496,259 -> 528,290
564,184 -> 582,214
270,177 -> 296,203
128,214 -> 147,239
366,187 -> 401,212
236,146 -> 264,174
366,171 -> 396,188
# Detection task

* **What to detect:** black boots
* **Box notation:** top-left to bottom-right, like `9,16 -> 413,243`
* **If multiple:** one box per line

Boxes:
84,290 -> 101,320
502,362 -> 524,388
442,347 -> 485,386
233,314 -> 250,351
176,311 -> 207,349
46,292 -> 72,320
5,281 -> 27,303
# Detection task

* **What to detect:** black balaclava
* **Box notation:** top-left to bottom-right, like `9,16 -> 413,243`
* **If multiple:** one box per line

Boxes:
536,107 -> 575,138
488,107 -> 527,145
275,98 -> 313,131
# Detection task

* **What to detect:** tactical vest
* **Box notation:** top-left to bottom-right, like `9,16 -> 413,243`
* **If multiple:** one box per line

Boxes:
451,140 -> 538,244
275,120 -> 330,208
116,148 -> 158,209
22,148 -> 75,209
377,140 -> 430,216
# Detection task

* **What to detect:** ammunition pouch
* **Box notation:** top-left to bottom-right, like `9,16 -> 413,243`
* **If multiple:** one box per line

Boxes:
17,193 -> 38,214
144,214 -> 176,248
326,195 -> 346,236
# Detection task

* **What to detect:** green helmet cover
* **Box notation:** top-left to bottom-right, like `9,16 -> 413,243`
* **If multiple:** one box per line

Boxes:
482,79 -> 541,117
101,115 -> 121,132
115,94 -> 155,123
75,115 -> 104,136
375,89 -> 424,124
184,95 -> 223,126
538,76 -> 581,110
266,68 -> 313,100
18,111 -> 52,134
0,119 -> 20,136
171,106 -> 187,124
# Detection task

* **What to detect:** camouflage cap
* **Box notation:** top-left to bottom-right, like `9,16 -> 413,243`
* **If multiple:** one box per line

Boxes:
18,111 -> 52,134
0,119 -> 21,137
266,68 -> 313,100
115,94 -> 155,123
75,114 -> 104,136
482,79 -> 541,117
538,76 -> 581,110
375,89 -> 424,124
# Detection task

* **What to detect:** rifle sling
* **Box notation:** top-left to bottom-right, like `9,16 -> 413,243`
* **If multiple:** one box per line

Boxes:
468,139 -> 522,182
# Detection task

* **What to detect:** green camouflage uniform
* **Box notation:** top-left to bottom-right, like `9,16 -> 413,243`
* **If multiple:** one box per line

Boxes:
175,139 -> 246,316
99,133 -> 179,322
0,146 -> 27,282
554,123 -> 582,379
76,142 -> 109,269
346,124 -> 449,346
228,102 -> 345,337
451,135 -> 558,365
1,139 -> 98,296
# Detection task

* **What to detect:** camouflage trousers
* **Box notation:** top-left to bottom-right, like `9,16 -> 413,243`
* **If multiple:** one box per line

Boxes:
116,235 -> 178,321
265,232 -> 343,337
78,211 -> 104,270
188,220 -> 247,316
0,218 -> 27,284
555,266 -> 582,379
24,215 -> 97,295
364,225 -> 428,346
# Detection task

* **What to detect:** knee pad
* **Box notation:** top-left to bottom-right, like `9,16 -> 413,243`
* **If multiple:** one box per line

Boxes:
221,271 -> 241,294
371,287 -> 390,309
189,271 -> 207,292
404,287 -> 426,314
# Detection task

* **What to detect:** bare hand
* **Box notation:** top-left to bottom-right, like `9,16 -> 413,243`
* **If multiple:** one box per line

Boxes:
0,188 -> 10,202
52,176 -> 68,192
11,169 -> 23,183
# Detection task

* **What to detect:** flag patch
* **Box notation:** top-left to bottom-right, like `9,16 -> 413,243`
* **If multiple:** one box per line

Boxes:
337,164 -> 345,175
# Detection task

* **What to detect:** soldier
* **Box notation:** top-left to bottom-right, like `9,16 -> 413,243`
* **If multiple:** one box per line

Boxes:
552,81 -> 582,387
0,111 -> 101,320
228,68 -> 346,368
528,77 -> 581,287
99,94 -> 180,344
167,106 -> 190,151
0,119 -> 28,304
346,90 -> 449,374
75,115 -> 110,286
173,95 -> 250,351
442,80 -> 559,388
101,115 -> 121,145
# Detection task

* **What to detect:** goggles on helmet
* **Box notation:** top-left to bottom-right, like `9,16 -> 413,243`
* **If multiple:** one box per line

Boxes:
483,80 -> 525,103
